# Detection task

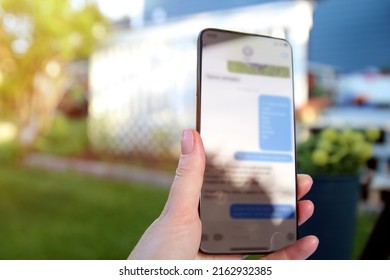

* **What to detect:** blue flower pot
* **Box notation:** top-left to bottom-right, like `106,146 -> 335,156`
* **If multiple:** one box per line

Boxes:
298,174 -> 360,259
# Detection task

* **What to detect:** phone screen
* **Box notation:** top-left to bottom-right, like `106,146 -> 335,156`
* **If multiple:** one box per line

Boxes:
197,29 -> 297,254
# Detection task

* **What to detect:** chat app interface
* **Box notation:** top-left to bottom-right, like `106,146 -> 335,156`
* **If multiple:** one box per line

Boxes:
199,30 -> 296,253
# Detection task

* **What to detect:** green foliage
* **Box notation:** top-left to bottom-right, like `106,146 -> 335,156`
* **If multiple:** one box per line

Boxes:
35,114 -> 88,156
297,128 -> 380,175
0,0 -> 107,121
0,140 -> 22,163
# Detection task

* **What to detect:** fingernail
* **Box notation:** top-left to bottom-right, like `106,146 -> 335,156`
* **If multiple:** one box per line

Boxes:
181,129 -> 194,155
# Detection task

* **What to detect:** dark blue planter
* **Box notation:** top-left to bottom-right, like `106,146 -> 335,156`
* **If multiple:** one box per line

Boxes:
298,174 -> 360,259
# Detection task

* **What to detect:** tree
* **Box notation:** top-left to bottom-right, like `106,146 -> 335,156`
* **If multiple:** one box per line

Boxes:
0,0 -> 107,145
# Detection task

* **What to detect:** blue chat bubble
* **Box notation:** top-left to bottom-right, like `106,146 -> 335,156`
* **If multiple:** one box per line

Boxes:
234,151 -> 292,162
259,95 -> 292,151
230,204 -> 295,219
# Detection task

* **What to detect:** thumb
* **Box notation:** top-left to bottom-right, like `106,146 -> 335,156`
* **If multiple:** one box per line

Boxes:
163,129 -> 206,216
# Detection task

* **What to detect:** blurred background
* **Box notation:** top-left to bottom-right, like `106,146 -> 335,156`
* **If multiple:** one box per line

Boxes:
0,0 -> 389,259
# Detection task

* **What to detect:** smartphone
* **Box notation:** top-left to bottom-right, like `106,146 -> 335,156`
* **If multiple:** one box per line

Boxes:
197,28 -> 297,254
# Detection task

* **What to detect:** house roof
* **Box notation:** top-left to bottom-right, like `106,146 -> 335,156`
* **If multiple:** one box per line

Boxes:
144,0 -> 275,22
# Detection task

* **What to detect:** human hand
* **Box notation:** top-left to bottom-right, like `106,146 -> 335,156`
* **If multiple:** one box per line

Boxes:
129,129 -> 318,260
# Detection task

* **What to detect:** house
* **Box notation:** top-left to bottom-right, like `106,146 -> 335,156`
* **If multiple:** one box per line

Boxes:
144,0 -> 390,72
88,1 -> 314,157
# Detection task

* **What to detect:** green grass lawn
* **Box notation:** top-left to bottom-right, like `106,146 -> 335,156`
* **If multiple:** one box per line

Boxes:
352,209 -> 379,259
0,164 -> 379,259
0,164 -> 169,259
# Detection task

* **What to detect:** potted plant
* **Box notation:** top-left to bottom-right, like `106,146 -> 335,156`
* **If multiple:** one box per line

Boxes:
297,128 -> 380,259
